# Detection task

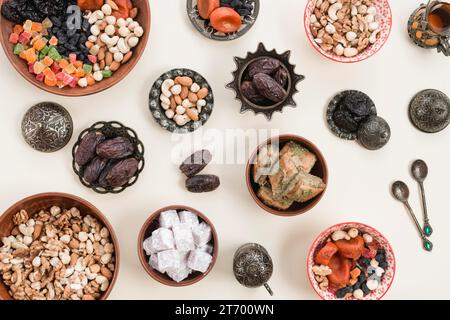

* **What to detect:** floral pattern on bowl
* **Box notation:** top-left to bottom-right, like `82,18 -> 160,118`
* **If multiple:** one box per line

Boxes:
303,0 -> 392,63
307,222 -> 396,300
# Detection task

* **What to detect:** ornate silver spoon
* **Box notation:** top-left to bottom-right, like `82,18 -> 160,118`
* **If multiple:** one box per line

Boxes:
411,160 -> 433,236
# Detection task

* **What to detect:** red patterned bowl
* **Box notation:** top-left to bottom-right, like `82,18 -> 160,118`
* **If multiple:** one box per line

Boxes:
304,0 -> 392,63
307,222 -> 396,300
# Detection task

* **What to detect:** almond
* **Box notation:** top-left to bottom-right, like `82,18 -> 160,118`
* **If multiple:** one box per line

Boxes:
97,47 -> 106,61
197,88 -> 209,99
33,224 -> 42,239
99,60 -> 106,70
101,266 -> 113,280
130,7 -> 138,19
177,76 -> 193,87
105,52 -> 113,66
174,95 -> 182,105
188,92 -> 198,103
170,96 -> 176,110
180,86 -> 189,99
110,61 -> 120,71
106,0 -> 119,11
121,51 -> 133,64
186,108 -> 199,121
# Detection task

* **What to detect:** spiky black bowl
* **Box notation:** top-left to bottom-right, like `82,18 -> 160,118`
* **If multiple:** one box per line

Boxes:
226,43 -> 305,120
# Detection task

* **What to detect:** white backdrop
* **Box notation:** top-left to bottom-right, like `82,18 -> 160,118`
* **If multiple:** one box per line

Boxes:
0,0 -> 449,300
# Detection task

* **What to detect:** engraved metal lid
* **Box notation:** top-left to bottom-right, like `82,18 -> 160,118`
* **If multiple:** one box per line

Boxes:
357,116 -> 391,150
409,89 -> 450,133
233,243 -> 274,295
21,102 -> 73,153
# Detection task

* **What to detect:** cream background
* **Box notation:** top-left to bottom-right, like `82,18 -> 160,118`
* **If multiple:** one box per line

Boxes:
0,0 -> 449,300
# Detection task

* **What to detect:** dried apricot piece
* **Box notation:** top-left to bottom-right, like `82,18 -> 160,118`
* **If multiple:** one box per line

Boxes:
210,7 -> 242,33
327,254 -> 352,288
198,0 -> 220,19
315,242 -> 338,266
334,236 -> 365,260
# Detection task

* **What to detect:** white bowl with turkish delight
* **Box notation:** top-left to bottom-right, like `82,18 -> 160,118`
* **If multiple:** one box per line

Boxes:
138,206 -> 218,286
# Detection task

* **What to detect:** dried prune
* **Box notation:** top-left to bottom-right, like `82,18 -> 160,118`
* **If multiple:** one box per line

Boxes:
252,73 -> 287,103
96,137 -> 134,160
241,81 -> 268,105
180,150 -> 212,178
83,157 -> 108,184
75,131 -> 105,166
186,175 -> 220,193
274,68 -> 289,88
105,158 -> 139,188
341,92 -> 373,117
247,58 -> 281,78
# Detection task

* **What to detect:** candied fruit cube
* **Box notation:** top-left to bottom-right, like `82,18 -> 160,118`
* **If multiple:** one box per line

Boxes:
62,73 -> 74,85
86,74 -> 95,86
42,56 -> 54,67
64,63 -> 76,74
13,43 -> 24,55
73,60 -> 82,69
69,53 -> 77,63
47,47 -> 61,61
35,73 -> 45,82
31,22 -> 43,32
13,24 -> 23,35
69,77 -> 79,88
28,62 -> 35,73
51,63 -> 61,73
33,61 -> 46,74
38,52 -> 46,61
33,38 -> 47,51
44,74 -> 57,87
19,32 -> 32,45
42,17 -> 53,29
23,20 -> 33,32
102,69 -> 113,78
49,36 -> 58,46
23,48 -> 37,63
82,64 -> 93,75
9,33 -> 19,44
88,55 -> 97,64
42,68 -> 54,77
41,45 -> 50,55
56,72 -> 65,81
74,67 -> 85,78
58,59 -> 69,69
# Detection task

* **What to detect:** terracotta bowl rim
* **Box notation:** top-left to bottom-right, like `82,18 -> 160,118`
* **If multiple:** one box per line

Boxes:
303,0 -> 393,64
137,205 -> 219,287
0,192 -> 120,300
245,134 -> 329,217
0,0 -> 151,96
306,221 -> 396,300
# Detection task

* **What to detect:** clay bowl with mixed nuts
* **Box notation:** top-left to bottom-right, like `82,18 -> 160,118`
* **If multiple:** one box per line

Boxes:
0,193 -> 120,300
304,0 -> 392,63
246,134 -> 328,217
0,0 -> 150,96
307,222 -> 395,300
138,205 -> 218,287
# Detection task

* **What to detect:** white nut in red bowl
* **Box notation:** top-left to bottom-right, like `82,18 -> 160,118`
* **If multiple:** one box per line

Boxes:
307,222 -> 396,300
304,0 -> 392,63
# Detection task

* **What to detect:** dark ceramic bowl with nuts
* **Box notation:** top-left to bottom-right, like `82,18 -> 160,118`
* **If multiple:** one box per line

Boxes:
138,205 -> 218,287
227,43 -> 305,120
0,192 -> 120,300
149,68 -> 214,134
72,121 -> 145,194
246,134 -> 328,217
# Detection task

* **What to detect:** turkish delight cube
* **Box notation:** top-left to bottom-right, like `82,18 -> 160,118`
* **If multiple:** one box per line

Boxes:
178,211 -> 199,229
159,210 -> 180,229
187,249 -> 213,273
157,250 -> 181,273
143,236 -> 156,255
198,244 -> 213,254
192,222 -> 212,247
172,223 -> 195,252
167,266 -> 192,283
149,254 -> 165,273
150,228 -> 175,252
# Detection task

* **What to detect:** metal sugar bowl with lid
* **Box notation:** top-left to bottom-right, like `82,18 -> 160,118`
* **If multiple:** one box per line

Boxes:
233,243 -> 274,296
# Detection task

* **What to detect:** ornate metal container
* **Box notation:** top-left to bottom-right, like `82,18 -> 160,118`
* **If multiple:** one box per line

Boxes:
409,89 -> 450,133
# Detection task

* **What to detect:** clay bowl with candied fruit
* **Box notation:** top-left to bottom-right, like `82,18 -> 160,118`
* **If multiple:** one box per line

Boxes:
137,205 -> 219,287
0,0 -> 150,96
307,222 -> 396,300
246,134 -> 328,217
0,192 -> 120,300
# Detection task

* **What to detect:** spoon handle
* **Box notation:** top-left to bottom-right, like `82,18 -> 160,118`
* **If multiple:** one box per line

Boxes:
264,283 -> 274,296
419,182 -> 433,236
404,202 -> 433,252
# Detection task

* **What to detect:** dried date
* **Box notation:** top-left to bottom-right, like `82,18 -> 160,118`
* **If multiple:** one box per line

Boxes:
274,68 -> 289,88
96,137 -> 134,160
247,58 -> 281,78
98,161 -> 116,188
241,81 -> 269,105
105,158 -> 139,188
186,175 -> 220,193
75,131 -> 105,166
252,73 -> 287,103
179,150 -> 212,178
83,157 -> 108,184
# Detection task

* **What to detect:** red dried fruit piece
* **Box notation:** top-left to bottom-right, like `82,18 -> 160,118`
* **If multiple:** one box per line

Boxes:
334,236 -> 365,260
315,242 -> 338,266
327,254 -> 352,288
112,0 -> 132,19
362,240 -> 379,259
210,7 -> 242,33
197,0 -> 220,19
77,0 -> 104,11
